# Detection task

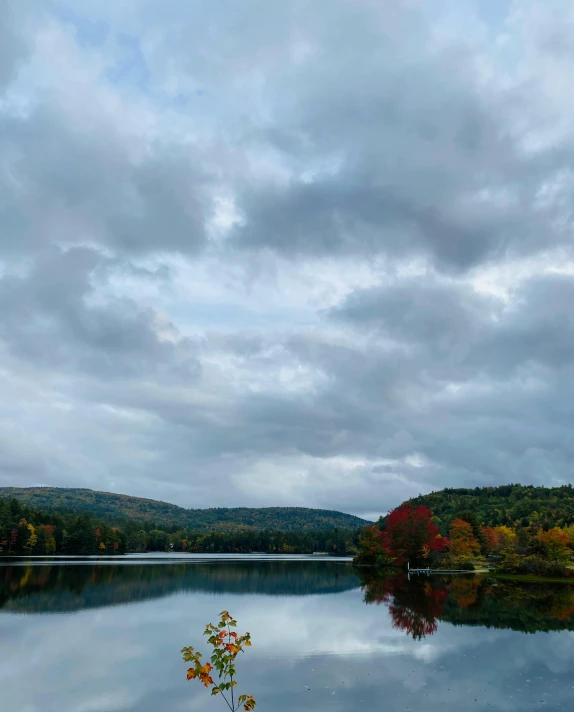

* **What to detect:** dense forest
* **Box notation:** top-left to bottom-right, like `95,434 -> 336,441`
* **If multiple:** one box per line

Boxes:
0,497 -> 360,556
394,484 -> 574,533
0,487 -> 369,531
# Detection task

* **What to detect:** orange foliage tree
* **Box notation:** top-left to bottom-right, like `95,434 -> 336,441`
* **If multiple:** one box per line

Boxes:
448,519 -> 480,560
537,528 -> 571,564
480,526 -> 500,555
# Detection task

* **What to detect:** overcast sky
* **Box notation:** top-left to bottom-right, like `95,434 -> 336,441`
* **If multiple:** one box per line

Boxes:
1,0 -> 574,519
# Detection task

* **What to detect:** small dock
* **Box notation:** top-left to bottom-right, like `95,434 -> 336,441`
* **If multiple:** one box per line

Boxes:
407,564 -> 479,577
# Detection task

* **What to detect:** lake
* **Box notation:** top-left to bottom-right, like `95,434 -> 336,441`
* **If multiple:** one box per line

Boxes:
1,554 -> 574,712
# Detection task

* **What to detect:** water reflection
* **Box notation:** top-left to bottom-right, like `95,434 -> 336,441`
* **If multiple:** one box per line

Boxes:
2,561 -> 574,712
359,570 -> 574,638
0,559 -> 360,613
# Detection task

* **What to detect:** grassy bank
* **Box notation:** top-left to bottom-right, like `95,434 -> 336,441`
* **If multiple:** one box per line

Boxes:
488,572 -> 574,584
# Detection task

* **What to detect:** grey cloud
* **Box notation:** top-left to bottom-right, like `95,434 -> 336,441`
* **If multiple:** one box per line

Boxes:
0,247 -> 200,381
318,270 -> 574,489
330,278 -> 495,352
228,20 -> 571,271
0,105 -> 212,259
476,274 -> 574,373
333,272 -> 574,378
0,0 -> 31,89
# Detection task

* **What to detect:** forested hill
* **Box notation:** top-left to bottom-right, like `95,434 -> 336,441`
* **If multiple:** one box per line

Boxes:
0,487 -> 370,531
401,484 -> 574,532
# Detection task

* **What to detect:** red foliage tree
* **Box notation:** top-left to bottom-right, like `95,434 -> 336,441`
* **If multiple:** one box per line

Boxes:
383,504 -> 447,566
480,526 -> 500,555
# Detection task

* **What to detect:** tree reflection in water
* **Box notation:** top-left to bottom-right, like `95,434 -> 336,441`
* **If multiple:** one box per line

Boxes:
358,569 -> 574,639
360,572 -> 447,639
0,560 -> 360,613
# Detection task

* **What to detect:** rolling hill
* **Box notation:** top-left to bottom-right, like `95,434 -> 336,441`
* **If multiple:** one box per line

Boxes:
397,483 -> 574,533
0,486 -> 371,531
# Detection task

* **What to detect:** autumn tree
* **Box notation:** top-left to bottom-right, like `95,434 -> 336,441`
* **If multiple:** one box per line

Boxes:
493,525 -> 517,553
562,525 -> 574,549
448,519 -> 480,561
480,526 -> 500,556
354,526 -> 395,567
536,528 -> 571,564
182,610 -> 255,711
383,504 -> 447,567
456,510 -> 482,542
19,519 -> 37,552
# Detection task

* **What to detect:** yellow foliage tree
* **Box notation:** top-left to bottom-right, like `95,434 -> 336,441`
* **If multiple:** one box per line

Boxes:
19,520 -> 37,552
493,525 -> 517,552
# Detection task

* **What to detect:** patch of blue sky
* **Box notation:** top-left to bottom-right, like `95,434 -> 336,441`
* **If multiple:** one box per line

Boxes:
476,0 -> 513,30
417,0 -> 512,38
167,302 -> 318,333
104,33 -> 151,92
52,4 -> 110,48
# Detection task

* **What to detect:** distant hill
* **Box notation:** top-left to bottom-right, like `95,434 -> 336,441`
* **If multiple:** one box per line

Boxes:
0,487 -> 371,531
396,484 -> 574,532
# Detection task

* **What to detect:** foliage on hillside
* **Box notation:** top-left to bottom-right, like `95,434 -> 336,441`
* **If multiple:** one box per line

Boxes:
0,497 -> 359,556
0,487 -> 370,531
395,484 -> 574,533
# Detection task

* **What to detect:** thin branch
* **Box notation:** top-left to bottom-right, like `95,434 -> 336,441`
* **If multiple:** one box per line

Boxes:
228,623 -> 235,711
220,692 -> 233,712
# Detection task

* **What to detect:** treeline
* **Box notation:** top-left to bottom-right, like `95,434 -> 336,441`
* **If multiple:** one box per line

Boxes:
0,498 -> 359,556
403,484 -> 574,532
0,498 -> 127,555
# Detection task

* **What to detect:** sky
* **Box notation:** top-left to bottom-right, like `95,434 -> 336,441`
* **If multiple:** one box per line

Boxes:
1,0 -> 574,520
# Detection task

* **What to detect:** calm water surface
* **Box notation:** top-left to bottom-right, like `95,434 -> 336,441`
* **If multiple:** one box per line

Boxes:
1,554 -> 574,712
